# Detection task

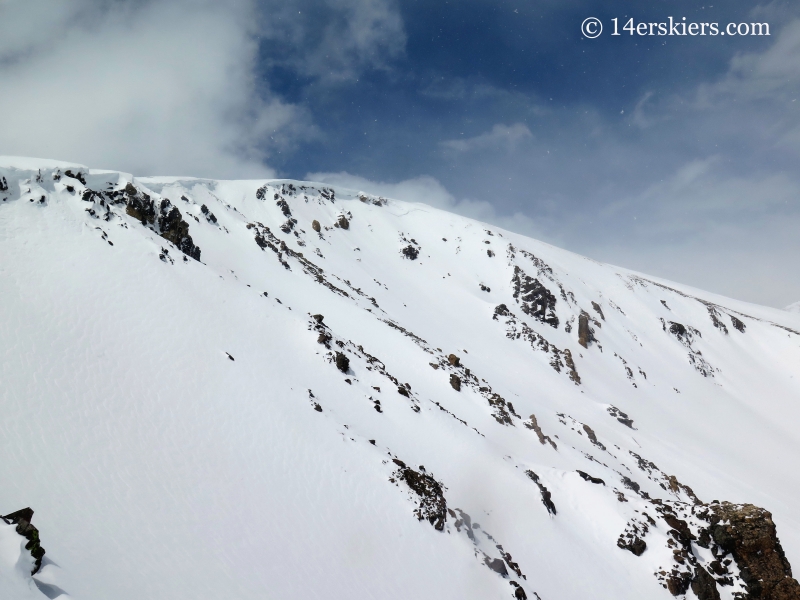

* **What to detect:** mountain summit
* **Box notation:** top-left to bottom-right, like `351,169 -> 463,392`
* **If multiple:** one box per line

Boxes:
1,157 -> 799,600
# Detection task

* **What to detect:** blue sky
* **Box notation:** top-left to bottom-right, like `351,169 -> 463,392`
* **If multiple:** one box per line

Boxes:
1,0 -> 799,307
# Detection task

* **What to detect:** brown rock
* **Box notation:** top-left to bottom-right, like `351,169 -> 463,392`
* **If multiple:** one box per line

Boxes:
708,502 -> 800,599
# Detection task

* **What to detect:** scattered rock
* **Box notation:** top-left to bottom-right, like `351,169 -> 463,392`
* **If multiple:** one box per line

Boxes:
337,215 -> 350,229
448,353 -> 460,367
311,219 -> 321,232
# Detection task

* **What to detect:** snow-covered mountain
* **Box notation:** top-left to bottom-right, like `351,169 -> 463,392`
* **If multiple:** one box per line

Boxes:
1,156 -> 799,600
787,302 -> 800,314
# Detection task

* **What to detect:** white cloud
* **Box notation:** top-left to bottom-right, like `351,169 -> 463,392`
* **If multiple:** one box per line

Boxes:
440,123 -> 533,153
0,0 -> 314,178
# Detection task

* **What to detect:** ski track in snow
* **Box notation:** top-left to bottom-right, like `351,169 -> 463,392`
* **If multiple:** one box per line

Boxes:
1,157 -> 799,599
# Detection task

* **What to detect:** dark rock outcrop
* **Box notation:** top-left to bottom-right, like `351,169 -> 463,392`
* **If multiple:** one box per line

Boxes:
578,312 -> 592,348
3,507 -> 45,574
335,351 -> 350,373
525,470 -> 556,515
511,266 -> 559,328
401,244 -> 419,260
158,199 -> 201,261
704,502 -> 800,599
391,459 -> 448,531
449,374 -> 461,391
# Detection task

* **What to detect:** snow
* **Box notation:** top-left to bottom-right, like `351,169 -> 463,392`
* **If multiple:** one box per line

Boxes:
1,158 -> 799,599
787,301 -> 800,314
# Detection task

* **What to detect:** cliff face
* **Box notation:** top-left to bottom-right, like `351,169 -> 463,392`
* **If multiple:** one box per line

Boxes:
1,157 -> 799,600
706,503 -> 800,600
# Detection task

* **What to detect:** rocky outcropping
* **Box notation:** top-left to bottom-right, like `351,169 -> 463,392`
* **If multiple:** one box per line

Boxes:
3,507 -> 45,574
125,185 -> 201,261
701,502 -> 800,600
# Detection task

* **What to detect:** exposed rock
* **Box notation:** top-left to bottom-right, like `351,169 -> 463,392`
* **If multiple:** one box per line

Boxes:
157,199 -> 201,261
448,353 -> 461,367
582,424 -> 606,450
125,190 -> 156,225
485,556 -> 509,576
200,204 -> 218,224
691,565 -> 721,600
450,374 -> 461,391
705,502 -> 800,599
576,470 -> 605,485
311,219 -> 321,232
731,315 -> 746,333
591,301 -> 605,320
3,507 -> 45,574
578,312 -> 592,348
511,266 -> 559,328
335,352 -> 350,373
523,414 -> 557,450
337,215 -> 350,229
607,406 -> 635,429
618,535 -> 647,556
391,459 -> 447,531
401,245 -> 419,260
64,169 -> 86,185
525,471 -> 556,515
707,306 -> 729,334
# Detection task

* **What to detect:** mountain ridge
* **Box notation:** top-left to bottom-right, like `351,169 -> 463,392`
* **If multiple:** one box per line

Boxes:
1,157 -> 799,600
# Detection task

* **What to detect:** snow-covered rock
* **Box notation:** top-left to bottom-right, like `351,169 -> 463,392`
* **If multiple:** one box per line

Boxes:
1,157 -> 799,600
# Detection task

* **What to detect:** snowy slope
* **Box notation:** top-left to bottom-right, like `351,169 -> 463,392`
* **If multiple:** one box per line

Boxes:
787,302 -> 800,314
1,157 -> 799,600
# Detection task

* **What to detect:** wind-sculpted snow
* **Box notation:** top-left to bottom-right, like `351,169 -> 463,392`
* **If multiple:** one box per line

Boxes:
1,156 -> 800,599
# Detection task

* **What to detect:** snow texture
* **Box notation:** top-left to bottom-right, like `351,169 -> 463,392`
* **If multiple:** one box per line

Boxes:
1,157 -> 799,599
